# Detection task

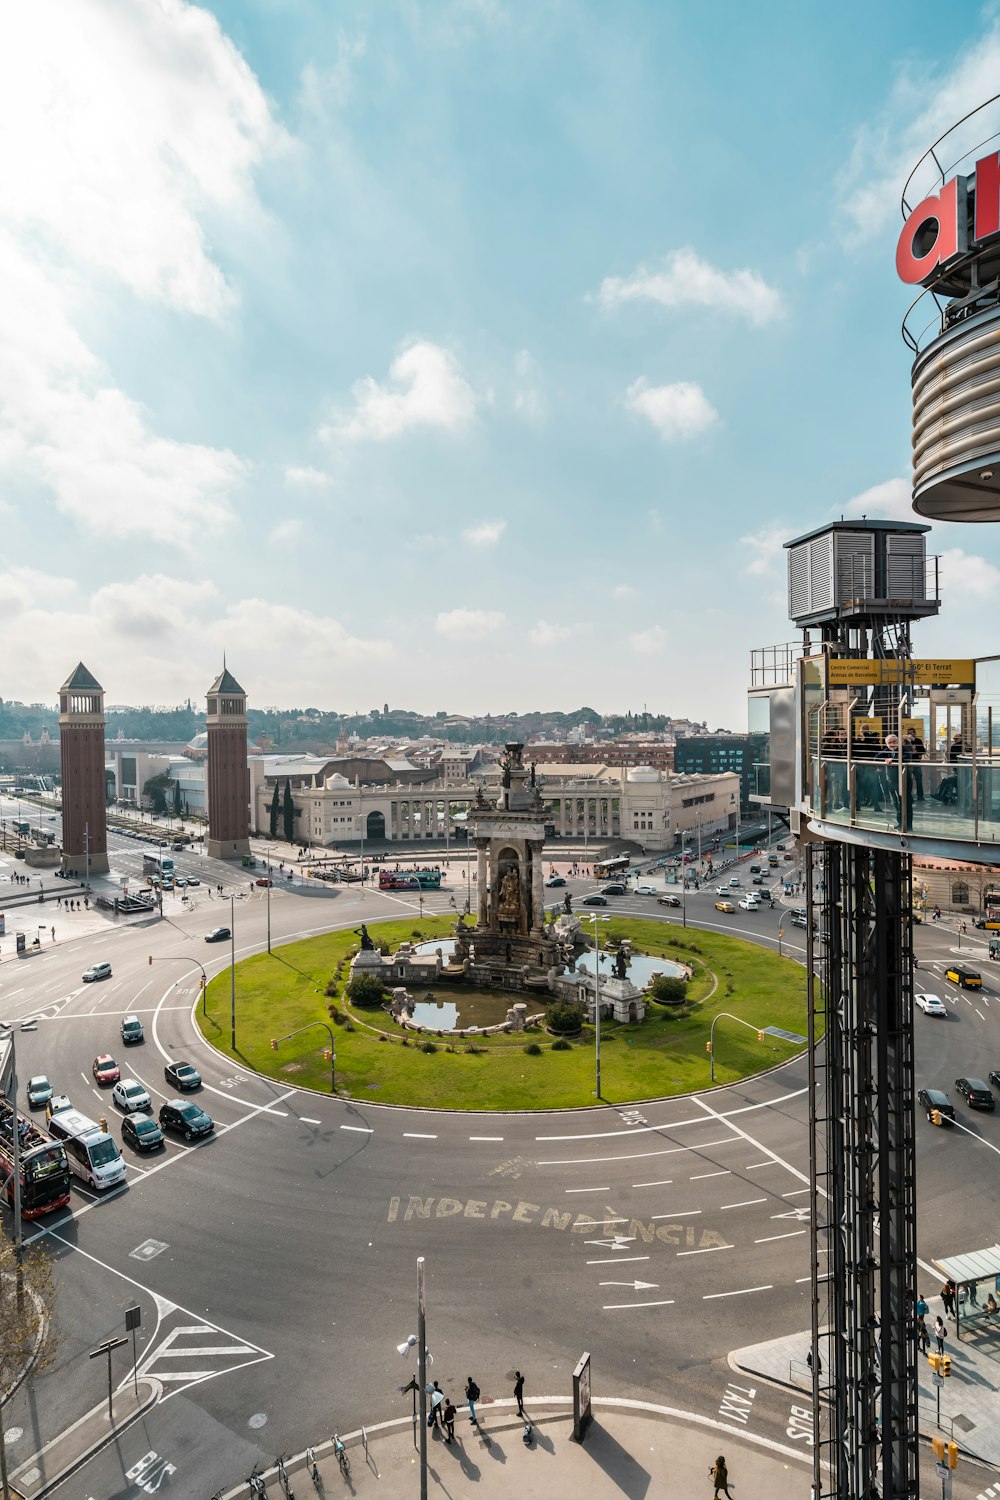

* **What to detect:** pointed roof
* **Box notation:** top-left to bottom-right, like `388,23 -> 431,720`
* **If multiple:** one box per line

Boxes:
60,662 -> 103,693
208,663 -> 246,696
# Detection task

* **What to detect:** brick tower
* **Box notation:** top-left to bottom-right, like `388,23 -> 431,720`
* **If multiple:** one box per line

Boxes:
205,663 -> 251,861
59,663 -> 110,876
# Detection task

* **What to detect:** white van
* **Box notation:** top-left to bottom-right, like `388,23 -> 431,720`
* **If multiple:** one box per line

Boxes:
48,1108 -> 127,1190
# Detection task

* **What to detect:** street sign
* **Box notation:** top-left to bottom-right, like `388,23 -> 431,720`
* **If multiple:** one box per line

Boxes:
932,1371 -> 945,1389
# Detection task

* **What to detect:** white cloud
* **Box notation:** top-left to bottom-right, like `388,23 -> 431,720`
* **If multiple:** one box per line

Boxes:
435,608 -> 506,639
269,519 -> 304,546
740,525 -> 788,576
625,379 -> 718,441
328,341 -> 478,442
284,465 -> 331,487
839,32 -> 1000,242
938,548 -> 1000,599
840,477 -> 914,524
463,519 -> 506,547
629,625 -> 667,655
595,247 -> 783,326
529,620 -> 587,646
612,583 -> 636,598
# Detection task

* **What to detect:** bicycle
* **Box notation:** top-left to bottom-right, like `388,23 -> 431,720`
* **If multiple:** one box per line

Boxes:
306,1447 -> 319,1487
276,1453 -> 294,1499
333,1433 -> 350,1478
248,1467 -> 267,1497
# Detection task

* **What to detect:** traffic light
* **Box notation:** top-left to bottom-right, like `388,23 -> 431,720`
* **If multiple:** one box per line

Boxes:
946,1441 -> 958,1468
941,1355 -> 952,1378
706,1041 -> 712,1054
927,1352 -> 941,1373
200,975 -> 206,989
270,1039 -> 278,1051
931,1436 -> 959,1468
757,1030 -> 764,1042
148,955 -> 153,966
322,1049 -> 332,1062
931,1109 -> 942,1125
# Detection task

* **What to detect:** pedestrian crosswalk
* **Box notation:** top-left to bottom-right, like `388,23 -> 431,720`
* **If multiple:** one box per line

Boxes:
974,1484 -> 1000,1500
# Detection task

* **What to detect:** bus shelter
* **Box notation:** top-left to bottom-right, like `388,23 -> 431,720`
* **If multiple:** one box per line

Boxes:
933,1245 -> 1000,1338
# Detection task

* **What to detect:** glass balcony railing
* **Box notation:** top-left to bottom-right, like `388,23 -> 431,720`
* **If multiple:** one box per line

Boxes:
809,756 -> 1000,848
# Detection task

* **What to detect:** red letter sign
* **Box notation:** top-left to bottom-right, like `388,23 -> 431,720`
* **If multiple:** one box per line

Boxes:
975,151 -> 1000,243
896,177 -> 963,285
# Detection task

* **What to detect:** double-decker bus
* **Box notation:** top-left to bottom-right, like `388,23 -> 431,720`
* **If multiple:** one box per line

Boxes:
0,1100 -> 72,1219
378,867 -> 442,891
142,850 -> 175,880
593,855 -> 630,880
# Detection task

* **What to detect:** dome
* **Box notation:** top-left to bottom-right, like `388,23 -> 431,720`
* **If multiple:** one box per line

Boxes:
627,764 -> 660,782
324,772 -> 352,790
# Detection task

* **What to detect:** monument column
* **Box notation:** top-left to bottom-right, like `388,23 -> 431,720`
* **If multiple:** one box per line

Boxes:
531,853 -> 544,934
205,664 -> 251,862
58,663 -> 110,876
476,839 -> 489,926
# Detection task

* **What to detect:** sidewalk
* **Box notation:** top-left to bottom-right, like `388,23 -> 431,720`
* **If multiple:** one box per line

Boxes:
733,1320 -> 1000,1466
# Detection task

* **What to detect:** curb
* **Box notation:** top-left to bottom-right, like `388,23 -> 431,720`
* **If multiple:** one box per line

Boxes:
10,1377 -> 159,1499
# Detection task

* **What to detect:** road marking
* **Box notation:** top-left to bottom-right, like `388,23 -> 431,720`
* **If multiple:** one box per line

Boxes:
602,1298 -> 675,1310
690,1093 -> 815,1195
677,1244 -> 733,1256
976,1008 -> 987,1021
721,1198 -> 767,1210
632,1178 -> 673,1188
340,1124 -> 374,1133
300,1117 -> 322,1125
703,1285 -> 772,1299
782,1188 -> 810,1198
797,1274 -> 831,1283
755,1230 -> 807,1243
586,1255 -> 650,1265
691,1170 -> 730,1180
469,1135 -> 504,1141
744,1160 -> 779,1169
565,1186 -> 610,1194
538,1135 -> 737,1167
533,1085 -> 808,1142
652,1210 -> 700,1219
403,1132 -> 437,1139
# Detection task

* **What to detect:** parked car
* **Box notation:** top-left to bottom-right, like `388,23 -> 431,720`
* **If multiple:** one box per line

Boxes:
26,1075 -> 53,1109
205,927 -> 231,943
917,1087 -> 955,1121
82,962 -> 112,983
955,1077 -> 995,1109
122,1113 -> 165,1153
112,1079 -> 151,1113
46,1093 -> 72,1121
914,993 -> 948,1017
164,1060 -> 202,1091
159,1099 -> 214,1141
545,877 -> 566,887
582,894 -> 608,906
120,1015 -> 145,1044
715,900 -> 736,914
92,1054 -> 121,1086
657,895 -> 682,908
945,965 -> 982,989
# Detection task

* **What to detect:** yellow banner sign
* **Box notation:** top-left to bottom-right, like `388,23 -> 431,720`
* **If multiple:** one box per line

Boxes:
827,658 -> 975,686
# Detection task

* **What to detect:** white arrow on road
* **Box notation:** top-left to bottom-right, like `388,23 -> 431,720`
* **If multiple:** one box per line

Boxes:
598,1279 -> 659,1290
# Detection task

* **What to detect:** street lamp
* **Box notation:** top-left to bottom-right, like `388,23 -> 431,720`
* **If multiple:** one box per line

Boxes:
265,843 -> 274,954
148,954 -> 209,1016
586,912 -> 610,1099
229,892 -> 247,1051
395,1257 -> 430,1500
271,1021 -> 337,1092
673,825 -> 687,928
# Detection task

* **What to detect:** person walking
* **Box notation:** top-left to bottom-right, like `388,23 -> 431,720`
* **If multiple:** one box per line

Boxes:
934,1316 -> 947,1355
443,1400 -> 456,1444
514,1370 -> 526,1418
465,1375 -> 480,1426
941,1280 -> 956,1317
426,1380 -> 445,1428
710,1454 -> 733,1499
917,1316 -> 930,1354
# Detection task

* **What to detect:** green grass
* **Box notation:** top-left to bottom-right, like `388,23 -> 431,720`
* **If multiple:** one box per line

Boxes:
196,915 -> 808,1111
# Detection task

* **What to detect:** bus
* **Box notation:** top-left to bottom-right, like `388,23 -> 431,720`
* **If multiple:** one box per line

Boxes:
0,1099 -> 72,1219
379,867 -> 442,891
142,850 -> 175,880
593,856 -> 630,880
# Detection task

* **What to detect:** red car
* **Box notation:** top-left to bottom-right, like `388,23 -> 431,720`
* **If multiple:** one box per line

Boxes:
255,877 -> 273,887
92,1054 -> 121,1086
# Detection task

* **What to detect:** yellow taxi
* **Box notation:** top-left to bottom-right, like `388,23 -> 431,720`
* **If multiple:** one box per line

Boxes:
715,900 -> 736,914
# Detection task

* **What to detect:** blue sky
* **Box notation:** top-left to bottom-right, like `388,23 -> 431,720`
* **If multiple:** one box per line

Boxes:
2,0 -> 999,724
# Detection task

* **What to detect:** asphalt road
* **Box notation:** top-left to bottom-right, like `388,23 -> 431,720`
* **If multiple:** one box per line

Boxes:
1,832 -> 999,1496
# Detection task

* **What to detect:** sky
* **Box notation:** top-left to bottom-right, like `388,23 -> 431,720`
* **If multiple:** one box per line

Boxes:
3,0 -> 1000,725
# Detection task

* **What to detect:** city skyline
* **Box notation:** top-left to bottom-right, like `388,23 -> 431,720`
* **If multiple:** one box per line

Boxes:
2,1 -> 998,723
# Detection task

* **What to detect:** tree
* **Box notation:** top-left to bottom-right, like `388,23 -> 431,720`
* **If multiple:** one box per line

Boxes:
268,783 -> 280,839
142,772 -> 173,814
0,1232 -> 60,1497
545,999 -> 585,1034
650,974 -> 688,1007
347,973 -> 386,1008
282,778 -> 296,843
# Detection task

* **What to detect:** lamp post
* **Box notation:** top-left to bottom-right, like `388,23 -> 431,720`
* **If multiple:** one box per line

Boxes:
229,892 -> 246,1051
674,825 -> 687,928
271,1020 -> 337,1092
395,1258 -> 430,1500
586,912 -> 609,1099
148,954 -> 208,1016
265,843 -> 273,954
777,918 -> 786,959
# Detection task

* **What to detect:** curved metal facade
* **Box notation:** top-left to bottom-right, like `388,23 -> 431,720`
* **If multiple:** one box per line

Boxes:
912,305 -> 1000,521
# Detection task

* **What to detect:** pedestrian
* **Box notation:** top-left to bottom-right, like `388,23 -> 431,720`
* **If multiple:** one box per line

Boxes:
968,1280 -> 979,1308
427,1380 -> 444,1428
514,1370 -> 526,1417
916,1292 -> 929,1321
917,1317 -> 930,1353
710,1454 -> 733,1499
443,1401 -> 456,1444
465,1375 -> 480,1426
942,1280 -> 956,1317
934,1316 -> 947,1355
50,926 -> 55,941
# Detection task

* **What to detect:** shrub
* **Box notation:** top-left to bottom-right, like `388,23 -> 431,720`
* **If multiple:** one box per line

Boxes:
464,1044 -> 486,1055
325,979 -> 338,997
379,942 -> 391,955
347,973 -> 386,1008
650,975 -> 688,1007
327,1004 -> 344,1023
545,999 -> 585,1035
420,1041 -> 437,1054
551,1037 -> 572,1051
524,1041 -> 543,1055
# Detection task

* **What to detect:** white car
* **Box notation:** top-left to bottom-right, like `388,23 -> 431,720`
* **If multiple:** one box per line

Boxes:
634,885 -> 657,896
715,886 -> 730,897
915,992 -> 948,1017
82,962 -> 112,983
738,897 -> 760,912
729,877 -> 741,887
112,1078 -> 151,1112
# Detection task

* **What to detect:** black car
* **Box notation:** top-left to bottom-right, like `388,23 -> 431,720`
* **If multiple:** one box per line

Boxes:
120,1015 -> 144,1044
205,926 -> 231,943
122,1113 -> 165,1152
917,1087 -> 955,1122
159,1099 -> 213,1141
582,894 -> 608,906
26,1074 -> 53,1109
601,884 -> 627,895
544,876 -> 566,887
955,1077 -> 995,1110
164,1060 -> 202,1091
